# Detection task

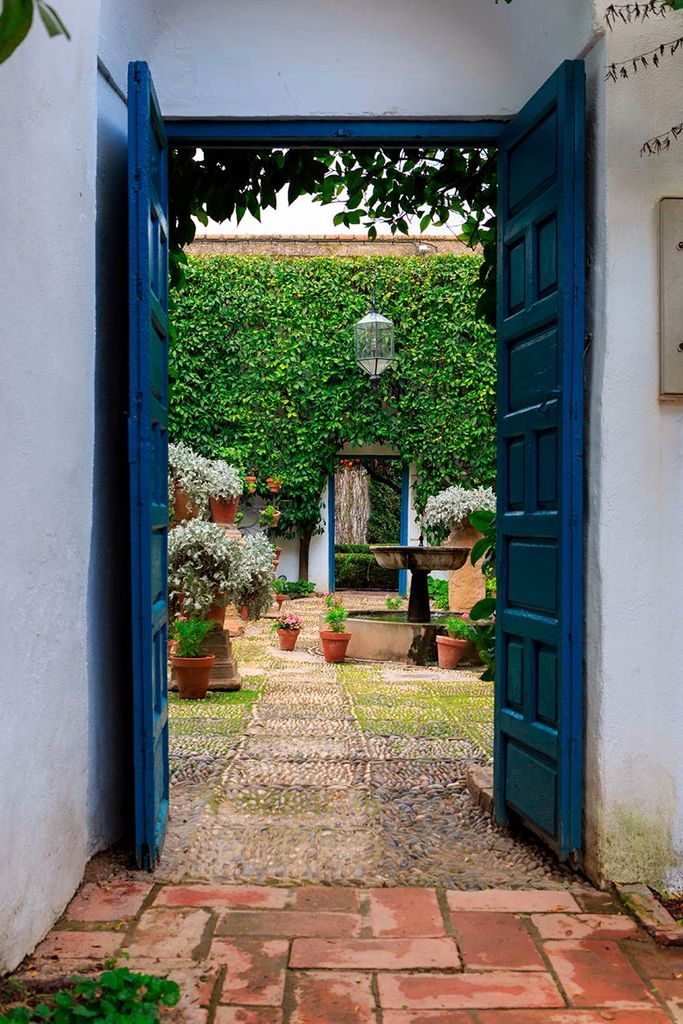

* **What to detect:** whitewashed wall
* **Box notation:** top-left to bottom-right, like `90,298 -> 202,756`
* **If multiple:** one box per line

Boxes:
4,0 -> 681,975
585,5 -> 683,887
0,0 -> 103,973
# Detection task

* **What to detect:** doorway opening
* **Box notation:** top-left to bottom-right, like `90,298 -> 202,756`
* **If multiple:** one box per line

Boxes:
128,60 -> 585,879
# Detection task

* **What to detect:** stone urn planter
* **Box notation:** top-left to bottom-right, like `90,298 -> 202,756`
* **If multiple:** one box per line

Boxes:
320,630 -> 352,663
436,634 -> 468,670
277,628 -> 300,651
210,495 -> 239,525
446,523 -> 486,612
170,653 -> 216,699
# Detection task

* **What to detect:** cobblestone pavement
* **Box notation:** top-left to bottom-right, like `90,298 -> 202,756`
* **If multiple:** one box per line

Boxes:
16,879 -> 683,1022
161,592 -> 571,889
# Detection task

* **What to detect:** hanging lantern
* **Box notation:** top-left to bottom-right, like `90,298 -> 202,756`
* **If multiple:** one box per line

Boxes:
354,288 -> 396,387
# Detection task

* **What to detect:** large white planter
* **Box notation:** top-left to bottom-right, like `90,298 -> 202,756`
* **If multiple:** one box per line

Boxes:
446,523 -> 486,613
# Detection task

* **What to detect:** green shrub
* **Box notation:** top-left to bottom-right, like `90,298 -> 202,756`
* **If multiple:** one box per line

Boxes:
335,552 -> 397,590
428,575 -> 449,611
282,578 -> 316,598
0,967 -> 180,1023
335,544 -> 372,554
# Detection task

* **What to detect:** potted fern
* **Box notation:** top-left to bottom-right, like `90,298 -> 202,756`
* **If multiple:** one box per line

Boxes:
170,618 -> 216,699
319,594 -> 351,663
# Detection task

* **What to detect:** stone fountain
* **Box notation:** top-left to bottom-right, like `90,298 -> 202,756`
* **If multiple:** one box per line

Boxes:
370,543 -> 469,623
340,538 -> 471,665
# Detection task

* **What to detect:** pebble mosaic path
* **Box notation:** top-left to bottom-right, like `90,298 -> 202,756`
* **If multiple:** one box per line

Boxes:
16,880 -> 683,1022
161,592 -> 569,889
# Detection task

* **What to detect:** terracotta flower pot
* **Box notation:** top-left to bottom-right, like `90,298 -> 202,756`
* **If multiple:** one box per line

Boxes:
173,483 -> 199,523
436,634 -> 468,670
320,630 -> 352,663
240,606 -> 250,621
277,628 -> 300,651
210,495 -> 239,524
266,478 -> 281,493
275,593 -> 286,610
208,598 -> 227,627
245,475 -> 257,492
167,639 -> 178,658
171,654 -> 216,699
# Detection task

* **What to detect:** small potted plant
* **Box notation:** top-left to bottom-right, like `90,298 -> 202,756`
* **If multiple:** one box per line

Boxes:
207,459 -> 243,525
436,616 -> 473,670
273,577 -> 286,610
170,618 -> 216,699
266,476 -> 282,493
234,533 -> 278,621
274,611 -> 303,651
245,472 -> 257,493
168,519 -> 245,621
260,505 -> 281,529
168,441 -> 213,522
319,594 -> 352,663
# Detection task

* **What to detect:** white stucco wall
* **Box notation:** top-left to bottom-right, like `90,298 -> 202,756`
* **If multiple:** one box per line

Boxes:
98,0 -> 594,120
0,0 -> 102,972
585,4 -> 683,887
5,0 -> 683,975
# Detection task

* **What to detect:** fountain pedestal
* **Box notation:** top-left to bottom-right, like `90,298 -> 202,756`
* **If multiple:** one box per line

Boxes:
370,545 -> 469,623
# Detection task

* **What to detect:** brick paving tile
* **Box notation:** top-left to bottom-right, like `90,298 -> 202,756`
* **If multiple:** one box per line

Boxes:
124,908 -> 210,959
531,914 -> 639,940
655,977 -> 683,1022
214,1008 -> 283,1024
543,939 -> 658,1008
289,970 -> 377,1023
291,887 -> 361,912
476,1011 -> 672,1022
377,971 -> 564,1010
621,936 -> 683,977
290,936 -> 461,970
211,938 -> 288,1006
216,910 -> 360,938
31,930 -> 121,960
451,911 -> 546,970
572,889 -> 625,915
368,888 -> 444,937
122,961 -> 216,1024
155,885 -> 288,910
447,890 -> 580,914
382,1014 -> 475,1023
65,881 -> 152,921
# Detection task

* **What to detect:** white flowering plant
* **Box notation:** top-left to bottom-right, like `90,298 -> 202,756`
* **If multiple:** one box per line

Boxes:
206,459 -> 243,501
168,441 -> 213,516
235,532 -> 277,620
168,519 -> 249,618
422,485 -> 497,545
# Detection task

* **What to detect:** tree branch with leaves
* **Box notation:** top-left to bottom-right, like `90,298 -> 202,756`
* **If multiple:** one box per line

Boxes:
0,0 -> 69,64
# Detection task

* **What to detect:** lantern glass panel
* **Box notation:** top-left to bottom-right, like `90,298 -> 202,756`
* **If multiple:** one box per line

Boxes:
354,311 -> 395,377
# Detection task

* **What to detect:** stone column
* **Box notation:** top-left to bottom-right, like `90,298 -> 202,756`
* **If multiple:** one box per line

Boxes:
446,523 -> 486,613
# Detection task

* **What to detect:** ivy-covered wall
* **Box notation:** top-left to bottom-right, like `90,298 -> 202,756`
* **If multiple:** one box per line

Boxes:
170,254 -> 495,561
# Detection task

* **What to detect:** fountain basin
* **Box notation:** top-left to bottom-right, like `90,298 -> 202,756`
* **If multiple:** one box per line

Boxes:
322,611 -> 476,666
370,545 -> 469,572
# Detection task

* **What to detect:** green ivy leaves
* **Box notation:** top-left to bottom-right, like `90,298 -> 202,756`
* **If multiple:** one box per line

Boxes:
170,254 -> 496,540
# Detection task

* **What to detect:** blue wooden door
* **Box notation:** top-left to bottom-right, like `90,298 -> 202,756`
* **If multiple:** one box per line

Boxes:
128,61 -> 170,869
495,61 -> 585,861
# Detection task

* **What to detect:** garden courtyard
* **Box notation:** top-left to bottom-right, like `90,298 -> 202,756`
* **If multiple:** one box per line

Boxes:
158,591 -> 566,891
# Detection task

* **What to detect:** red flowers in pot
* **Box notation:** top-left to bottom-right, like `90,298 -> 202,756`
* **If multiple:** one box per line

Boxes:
274,612 -> 303,651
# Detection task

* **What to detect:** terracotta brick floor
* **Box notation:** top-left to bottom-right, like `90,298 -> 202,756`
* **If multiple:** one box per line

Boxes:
16,880 -> 683,1022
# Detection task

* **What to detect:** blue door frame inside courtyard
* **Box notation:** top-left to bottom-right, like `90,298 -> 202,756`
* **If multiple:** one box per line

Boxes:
129,63 -> 585,867
328,458 -> 410,597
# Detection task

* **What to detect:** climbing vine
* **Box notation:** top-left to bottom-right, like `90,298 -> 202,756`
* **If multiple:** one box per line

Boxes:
170,253 -> 496,575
